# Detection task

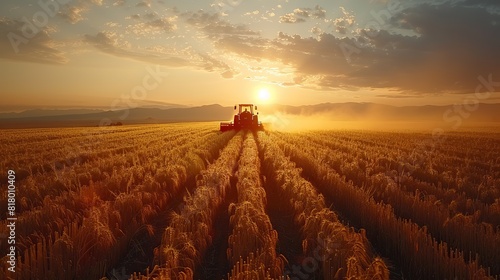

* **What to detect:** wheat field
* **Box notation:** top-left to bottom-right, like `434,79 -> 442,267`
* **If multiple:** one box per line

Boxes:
1,123 -> 499,279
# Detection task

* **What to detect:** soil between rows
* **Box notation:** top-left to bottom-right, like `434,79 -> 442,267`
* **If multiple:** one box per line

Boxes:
107,176 -> 198,279
195,175 -> 238,279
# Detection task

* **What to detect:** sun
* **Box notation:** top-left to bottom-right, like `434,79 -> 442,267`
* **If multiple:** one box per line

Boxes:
258,88 -> 271,103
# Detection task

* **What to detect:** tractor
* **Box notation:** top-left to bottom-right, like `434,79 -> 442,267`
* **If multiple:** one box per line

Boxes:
220,104 -> 264,131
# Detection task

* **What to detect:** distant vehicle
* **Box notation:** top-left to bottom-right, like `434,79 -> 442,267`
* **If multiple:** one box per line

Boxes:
220,104 -> 264,131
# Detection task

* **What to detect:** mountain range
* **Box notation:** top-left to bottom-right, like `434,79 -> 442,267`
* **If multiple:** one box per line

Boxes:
1,103 -> 499,128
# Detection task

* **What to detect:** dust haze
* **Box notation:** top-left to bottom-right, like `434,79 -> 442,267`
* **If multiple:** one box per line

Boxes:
258,103 -> 500,132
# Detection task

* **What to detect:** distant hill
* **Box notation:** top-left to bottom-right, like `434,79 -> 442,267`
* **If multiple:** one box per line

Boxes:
0,104 -> 233,128
0,101 -> 187,119
0,109 -> 105,119
0,103 -> 499,128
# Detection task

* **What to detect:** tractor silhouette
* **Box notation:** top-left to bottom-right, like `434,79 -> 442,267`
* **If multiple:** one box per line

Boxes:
220,104 -> 264,131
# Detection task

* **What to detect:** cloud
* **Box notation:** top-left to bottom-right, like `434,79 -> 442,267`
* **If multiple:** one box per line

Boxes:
136,0 -> 151,8
311,26 -> 322,35
312,5 -> 327,19
243,10 -> 260,16
376,94 -> 422,99
127,16 -> 177,36
221,70 -> 236,78
199,53 -> 238,78
84,31 -> 188,66
144,12 -> 158,20
215,35 -> 270,61
279,5 -> 326,23
184,10 -> 259,36
202,22 -> 259,36
105,22 -> 121,28
57,0 -> 106,24
333,7 -> 355,34
378,3 -> 500,92
216,2 -> 500,94
0,17 -> 68,64
127,14 -> 141,20
123,11 -> 178,37
461,0 -> 500,7
58,6 -> 87,24
113,0 -> 125,6
84,31 -> 236,78
90,0 -> 103,6
279,12 -> 306,23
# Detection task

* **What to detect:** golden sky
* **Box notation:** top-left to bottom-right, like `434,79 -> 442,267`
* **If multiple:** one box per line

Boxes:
1,0 -> 500,111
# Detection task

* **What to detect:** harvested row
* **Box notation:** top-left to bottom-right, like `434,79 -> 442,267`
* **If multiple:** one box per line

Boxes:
273,132 -> 496,279
276,132 -> 500,276
1,127 -> 234,280
256,131 -> 389,279
227,133 -> 287,279
132,131 -> 244,279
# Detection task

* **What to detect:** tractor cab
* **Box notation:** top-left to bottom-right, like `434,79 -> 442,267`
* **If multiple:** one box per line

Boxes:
238,104 -> 254,114
220,104 -> 264,131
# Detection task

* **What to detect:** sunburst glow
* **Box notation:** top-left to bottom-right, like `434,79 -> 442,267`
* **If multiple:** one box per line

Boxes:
258,88 -> 271,103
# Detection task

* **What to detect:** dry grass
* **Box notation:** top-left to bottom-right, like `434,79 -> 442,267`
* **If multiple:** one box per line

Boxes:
1,125 -> 497,279
227,133 -> 286,280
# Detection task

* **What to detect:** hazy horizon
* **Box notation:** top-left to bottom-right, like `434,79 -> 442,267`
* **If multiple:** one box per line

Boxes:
1,0 -> 500,111
2,100 -> 500,114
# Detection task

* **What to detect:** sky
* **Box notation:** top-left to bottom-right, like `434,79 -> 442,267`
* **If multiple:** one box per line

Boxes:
1,0 -> 500,111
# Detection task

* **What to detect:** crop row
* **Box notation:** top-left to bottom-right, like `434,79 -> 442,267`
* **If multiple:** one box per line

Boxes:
132,131 -> 244,279
227,133 -> 286,279
280,131 -> 499,228
256,131 -> 389,279
304,131 -> 500,206
272,132 -> 496,278
1,124 -> 232,280
276,131 -> 500,276
0,124 -> 209,173
0,125 -> 213,217
0,126 -> 215,252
